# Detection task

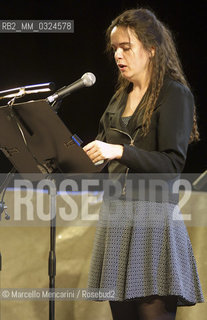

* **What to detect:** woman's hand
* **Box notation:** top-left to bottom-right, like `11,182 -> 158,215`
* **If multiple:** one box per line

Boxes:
83,140 -> 123,163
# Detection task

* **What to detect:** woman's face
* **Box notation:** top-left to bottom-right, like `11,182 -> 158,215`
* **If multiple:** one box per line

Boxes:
110,26 -> 153,84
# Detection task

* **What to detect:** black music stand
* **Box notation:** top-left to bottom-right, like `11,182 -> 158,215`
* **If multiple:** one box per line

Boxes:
0,98 -> 104,320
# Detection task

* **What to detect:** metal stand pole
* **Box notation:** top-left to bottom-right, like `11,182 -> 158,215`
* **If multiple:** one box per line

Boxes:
48,181 -> 57,320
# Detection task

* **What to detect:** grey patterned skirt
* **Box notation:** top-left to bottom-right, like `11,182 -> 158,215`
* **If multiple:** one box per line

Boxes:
87,199 -> 204,306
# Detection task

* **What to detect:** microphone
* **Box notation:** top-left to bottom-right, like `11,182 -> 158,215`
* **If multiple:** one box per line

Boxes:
47,72 -> 96,103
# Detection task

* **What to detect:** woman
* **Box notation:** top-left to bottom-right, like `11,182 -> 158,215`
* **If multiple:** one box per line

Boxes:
83,8 -> 204,320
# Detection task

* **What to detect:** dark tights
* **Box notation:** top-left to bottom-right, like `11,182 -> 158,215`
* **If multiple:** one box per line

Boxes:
109,295 -> 177,320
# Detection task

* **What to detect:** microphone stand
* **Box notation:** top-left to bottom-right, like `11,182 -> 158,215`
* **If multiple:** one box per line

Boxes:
48,178 -> 57,320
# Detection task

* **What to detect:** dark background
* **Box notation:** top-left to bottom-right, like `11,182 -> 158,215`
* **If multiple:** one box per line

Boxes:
0,0 -> 206,173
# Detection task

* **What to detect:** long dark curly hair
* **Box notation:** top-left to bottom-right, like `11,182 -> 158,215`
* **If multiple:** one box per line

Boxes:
106,8 -> 199,143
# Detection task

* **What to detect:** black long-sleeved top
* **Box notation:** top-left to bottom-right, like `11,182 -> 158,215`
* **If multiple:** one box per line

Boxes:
96,76 -> 194,175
